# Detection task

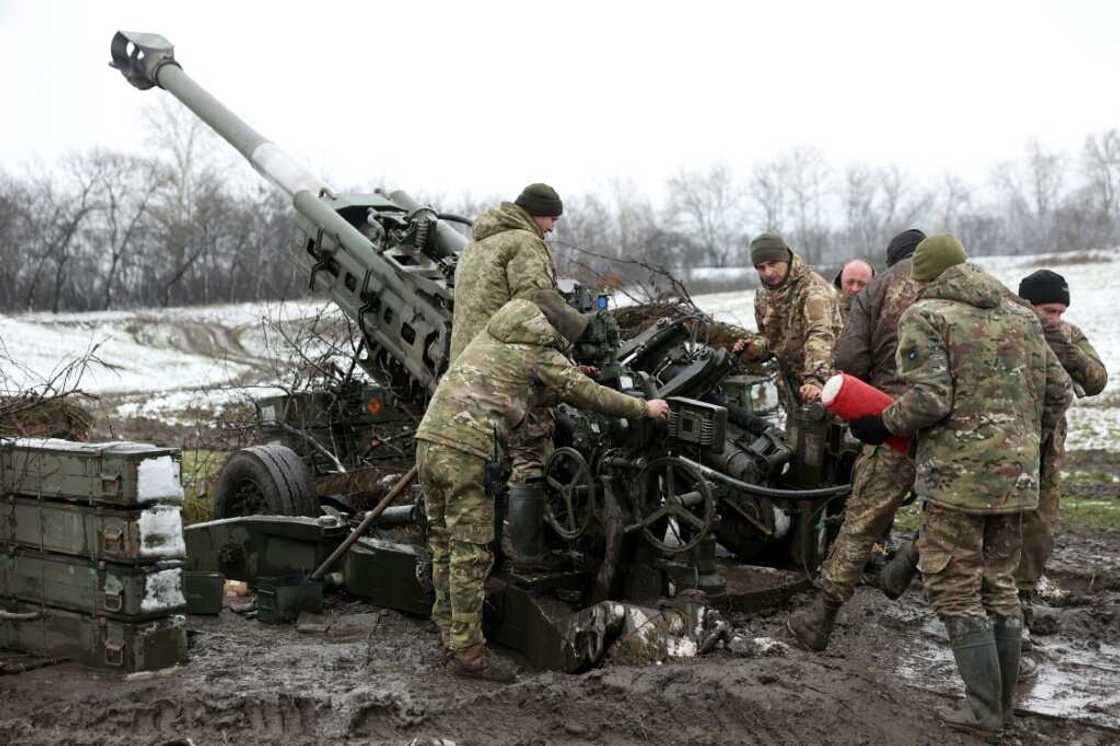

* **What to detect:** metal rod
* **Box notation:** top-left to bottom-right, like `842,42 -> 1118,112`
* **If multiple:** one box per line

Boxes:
308,464 -> 418,581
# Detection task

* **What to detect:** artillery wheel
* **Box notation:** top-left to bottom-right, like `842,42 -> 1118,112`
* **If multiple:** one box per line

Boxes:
543,447 -> 595,540
213,445 -> 318,518
634,457 -> 715,554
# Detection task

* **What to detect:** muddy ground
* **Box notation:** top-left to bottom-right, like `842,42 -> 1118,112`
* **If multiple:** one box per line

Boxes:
3,466 -> 1119,746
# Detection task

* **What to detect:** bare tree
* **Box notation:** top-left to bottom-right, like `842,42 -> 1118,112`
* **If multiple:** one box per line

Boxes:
665,164 -> 746,267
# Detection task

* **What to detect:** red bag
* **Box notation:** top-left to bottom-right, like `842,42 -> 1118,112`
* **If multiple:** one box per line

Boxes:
822,373 -> 911,454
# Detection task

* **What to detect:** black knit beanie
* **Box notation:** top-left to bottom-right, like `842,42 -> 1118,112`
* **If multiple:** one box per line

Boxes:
750,233 -> 792,266
886,229 -> 927,267
515,183 -> 563,217
1019,269 -> 1070,307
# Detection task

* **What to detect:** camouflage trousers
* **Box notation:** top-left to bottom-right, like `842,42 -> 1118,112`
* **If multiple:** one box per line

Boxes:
918,502 -> 1022,620
507,406 -> 555,486
820,443 -> 916,605
1016,421 -> 1066,592
416,440 -> 495,653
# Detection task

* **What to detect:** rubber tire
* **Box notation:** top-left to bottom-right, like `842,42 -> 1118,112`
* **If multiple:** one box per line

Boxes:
213,444 -> 318,518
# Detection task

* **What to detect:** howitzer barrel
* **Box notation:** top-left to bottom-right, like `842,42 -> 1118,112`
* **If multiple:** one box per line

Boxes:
110,32 -> 455,395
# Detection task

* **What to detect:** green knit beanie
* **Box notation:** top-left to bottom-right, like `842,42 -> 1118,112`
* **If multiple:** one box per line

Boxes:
749,233 -> 792,266
911,234 -> 967,281
515,183 -> 563,217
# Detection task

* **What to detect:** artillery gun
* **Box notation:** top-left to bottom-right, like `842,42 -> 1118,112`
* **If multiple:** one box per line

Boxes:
109,32 -> 856,670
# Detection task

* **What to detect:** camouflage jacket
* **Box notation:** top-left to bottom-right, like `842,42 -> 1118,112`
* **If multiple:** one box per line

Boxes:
449,203 -> 558,361
833,258 -> 924,396
835,288 -> 853,327
752,254 -> 842,389
417,299 -> 647,460
882,263 -> 1073,514
1044,320 -> 1107,398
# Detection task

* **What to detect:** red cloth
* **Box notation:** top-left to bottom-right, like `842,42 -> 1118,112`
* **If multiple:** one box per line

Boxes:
822,373 -> 911,454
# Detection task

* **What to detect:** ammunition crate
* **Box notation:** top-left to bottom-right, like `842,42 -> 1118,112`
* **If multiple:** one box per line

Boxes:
183,570 -> 224,615
0,438 -> 183,507
0,603 -> 187,672
0,495 -> 185,563
1,549 -> 185,620
256,575 -> 322,624
343,537 -> 433,616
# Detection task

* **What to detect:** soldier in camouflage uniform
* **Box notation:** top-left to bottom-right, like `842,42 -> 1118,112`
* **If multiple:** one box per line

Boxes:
831,258 -> 875,326
450,183 -> 565,569
848,235 -> 1072,735
416,289 -> 670,681
1014,270 -> 1108,604
787,229 -> 925,652
734,233 -> 842,408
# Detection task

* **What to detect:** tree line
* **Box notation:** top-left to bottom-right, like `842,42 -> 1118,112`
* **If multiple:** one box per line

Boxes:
2,101 -> 1118,313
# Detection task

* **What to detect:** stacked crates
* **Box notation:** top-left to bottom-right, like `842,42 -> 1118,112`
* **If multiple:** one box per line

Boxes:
0,438 -> 189,672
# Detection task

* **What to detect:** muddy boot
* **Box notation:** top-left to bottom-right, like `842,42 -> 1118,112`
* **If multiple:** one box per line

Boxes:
880,540 -> 919,600
448,643 -> 518,683
939,618 -> 1003,736
506,484 -> 566,574
993,615 -> 1025,726
786,595 -> 840,652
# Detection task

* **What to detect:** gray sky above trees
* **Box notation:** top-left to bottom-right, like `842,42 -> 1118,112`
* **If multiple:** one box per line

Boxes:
2,0 -> 1118,200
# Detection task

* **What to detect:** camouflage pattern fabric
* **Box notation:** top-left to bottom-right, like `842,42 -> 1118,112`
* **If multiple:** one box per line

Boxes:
918,502 -> 1022,619
752,253 -> 842,389
507,407 -> 554,486
881,263 -> 1073,514
416,299 -> 648,461
449,202 -> 558,362
819,443 -> 917,605
416,440 -> 493,651
835,288 -> 853,327
1017,320 -> 1107,590
833,257 -> 925,396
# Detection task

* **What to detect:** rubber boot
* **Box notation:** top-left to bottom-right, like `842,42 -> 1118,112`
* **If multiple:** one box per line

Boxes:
880,540 -> 919,600
448,643 -> 518,683
506,484 -> 565,573
993,615 -> 1024,726
786,594 -> 840,652
939,618 -> 1004,736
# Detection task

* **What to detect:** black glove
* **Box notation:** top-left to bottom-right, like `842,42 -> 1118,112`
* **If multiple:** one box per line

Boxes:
850,414 -> 891,445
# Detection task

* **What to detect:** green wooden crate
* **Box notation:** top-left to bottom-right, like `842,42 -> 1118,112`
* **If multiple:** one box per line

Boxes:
1,549 -> 185,620
0,438 -> 183,507
0,495 -> 185,563
0,604 -> 187,672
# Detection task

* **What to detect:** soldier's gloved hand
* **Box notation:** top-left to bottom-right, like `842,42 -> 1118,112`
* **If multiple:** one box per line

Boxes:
645,399 -> 671,420
850,414 -> 890,445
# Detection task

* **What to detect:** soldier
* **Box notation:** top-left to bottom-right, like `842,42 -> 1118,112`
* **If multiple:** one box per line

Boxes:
450,183 -> 565,570
848,235 -> 1072,735
832,258 -> 875,325
879,269 -> 1110,637
787,229 -> 925,652
733,233 -> 842,407
416,289 -> 670,681
1015,270 -> 1107,614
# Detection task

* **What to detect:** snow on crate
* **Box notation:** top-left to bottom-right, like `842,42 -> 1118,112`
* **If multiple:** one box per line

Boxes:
141,564 -> 187,613
138,505 -> 186,558
137,455 -> 185,504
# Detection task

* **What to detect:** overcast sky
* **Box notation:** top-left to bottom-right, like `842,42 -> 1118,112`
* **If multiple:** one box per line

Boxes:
2,0 -> 1118,202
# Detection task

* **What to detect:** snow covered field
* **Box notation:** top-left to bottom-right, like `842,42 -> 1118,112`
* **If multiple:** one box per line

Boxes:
1,250 -> 1117,449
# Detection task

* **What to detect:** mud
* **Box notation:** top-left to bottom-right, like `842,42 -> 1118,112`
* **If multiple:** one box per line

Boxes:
4,495 -> 1120,745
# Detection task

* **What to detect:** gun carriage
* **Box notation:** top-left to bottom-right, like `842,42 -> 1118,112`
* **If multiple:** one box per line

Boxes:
109,32 -> 856,670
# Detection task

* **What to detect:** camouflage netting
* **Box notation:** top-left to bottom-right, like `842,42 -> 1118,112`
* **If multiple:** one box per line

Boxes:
0,395 -> 94,441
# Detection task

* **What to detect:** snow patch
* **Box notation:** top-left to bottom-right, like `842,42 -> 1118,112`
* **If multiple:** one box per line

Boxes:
141,567 -> 186,612
137,456 -> 185,503
138,505 -> 186,558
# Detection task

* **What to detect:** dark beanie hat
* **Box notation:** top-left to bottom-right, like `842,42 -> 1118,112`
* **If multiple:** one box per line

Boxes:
515,183 -> 563,217
1019,269 -> 1070,307
750,233 -> 792,266
886,229 -> 927,267
530,289 -> 590,343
